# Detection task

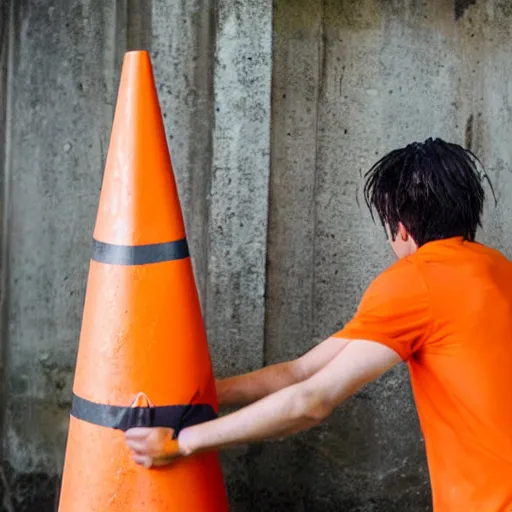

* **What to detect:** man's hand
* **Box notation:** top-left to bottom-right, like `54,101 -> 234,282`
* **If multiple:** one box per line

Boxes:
125,427 -> 184,468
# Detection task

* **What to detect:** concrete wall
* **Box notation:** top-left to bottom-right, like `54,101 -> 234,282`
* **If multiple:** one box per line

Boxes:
1,1 -> 512,510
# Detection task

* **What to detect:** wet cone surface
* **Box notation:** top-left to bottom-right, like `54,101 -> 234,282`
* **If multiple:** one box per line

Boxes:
58,51 -> 229,511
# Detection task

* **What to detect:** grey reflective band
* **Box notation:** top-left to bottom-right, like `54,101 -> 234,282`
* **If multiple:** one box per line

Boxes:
91,238 -> 189,265
71,394 -> 217,434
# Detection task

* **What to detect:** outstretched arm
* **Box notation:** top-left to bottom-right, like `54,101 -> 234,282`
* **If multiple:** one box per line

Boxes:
216,336 -> 349,407
126,339 -> 400,467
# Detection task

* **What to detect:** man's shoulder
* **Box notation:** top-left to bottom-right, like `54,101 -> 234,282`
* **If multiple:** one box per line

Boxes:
367,258 -> 425,299
472,241 -> 512,263
412,239 -> 512,271
377,256 -> 422,280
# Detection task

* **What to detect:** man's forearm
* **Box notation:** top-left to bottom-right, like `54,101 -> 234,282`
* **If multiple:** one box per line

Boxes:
216,361 -> 303,407
216,337 -> 350,407
179,381 -> 329,455
180,340 -> 399,457
125,339 -> 400,468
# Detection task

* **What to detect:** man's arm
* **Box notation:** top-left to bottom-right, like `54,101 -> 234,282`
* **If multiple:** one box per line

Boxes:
125,339 -> 401,466
216,336 -> 349,407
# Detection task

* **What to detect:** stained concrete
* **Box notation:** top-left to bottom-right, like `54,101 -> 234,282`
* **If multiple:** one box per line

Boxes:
264,0 -> 512,509
2,0 -> 512,510
205,0 -> 272,378
0,1 -> 124,509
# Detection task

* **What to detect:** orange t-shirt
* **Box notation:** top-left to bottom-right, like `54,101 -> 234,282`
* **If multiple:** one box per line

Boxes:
334,237 -> 512,511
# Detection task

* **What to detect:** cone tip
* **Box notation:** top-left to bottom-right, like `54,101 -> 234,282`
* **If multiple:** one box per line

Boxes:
123,50 -> 151,65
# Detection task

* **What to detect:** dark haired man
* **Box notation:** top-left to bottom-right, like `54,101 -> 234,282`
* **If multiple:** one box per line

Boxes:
126,139 -> 512,511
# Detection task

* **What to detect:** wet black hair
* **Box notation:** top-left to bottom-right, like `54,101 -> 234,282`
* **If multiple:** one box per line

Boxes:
363,138 -> 495,247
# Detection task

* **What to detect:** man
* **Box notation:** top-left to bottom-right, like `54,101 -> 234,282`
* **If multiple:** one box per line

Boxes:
126,138 -> 512,511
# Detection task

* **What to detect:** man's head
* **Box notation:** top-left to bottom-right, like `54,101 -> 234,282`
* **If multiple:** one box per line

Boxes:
364,138 -> 491,259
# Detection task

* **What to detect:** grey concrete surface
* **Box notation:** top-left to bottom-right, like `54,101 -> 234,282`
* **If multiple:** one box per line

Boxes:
205,0 -> 272,378
1,2 -> 125,509
149,0 -> 214,307
1,0 -> 512,511
206,5 -> 272,508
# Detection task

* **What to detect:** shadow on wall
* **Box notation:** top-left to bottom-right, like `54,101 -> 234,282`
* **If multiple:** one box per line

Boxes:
0,462 -> 60,512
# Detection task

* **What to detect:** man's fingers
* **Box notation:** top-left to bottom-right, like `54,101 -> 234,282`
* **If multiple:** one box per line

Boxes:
126,439 -> 167,457
133,454 -> 153,468
125,427 -> 152,440
126,439 -> 152,454
132,454 -> 177,469
151,455 -> 176,467
125,426 -> 179,469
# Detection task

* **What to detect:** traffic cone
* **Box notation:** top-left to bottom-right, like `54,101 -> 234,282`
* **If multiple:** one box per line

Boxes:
58,50 -> 229,511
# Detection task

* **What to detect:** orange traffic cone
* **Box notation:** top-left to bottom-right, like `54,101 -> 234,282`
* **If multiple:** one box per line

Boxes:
58,50 -> 229,511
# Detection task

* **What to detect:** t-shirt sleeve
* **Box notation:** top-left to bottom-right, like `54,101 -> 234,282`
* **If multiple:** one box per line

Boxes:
332,261 -> 431,360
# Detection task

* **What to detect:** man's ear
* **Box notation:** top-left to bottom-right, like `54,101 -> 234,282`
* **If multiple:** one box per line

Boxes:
397,222 -> 409,241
